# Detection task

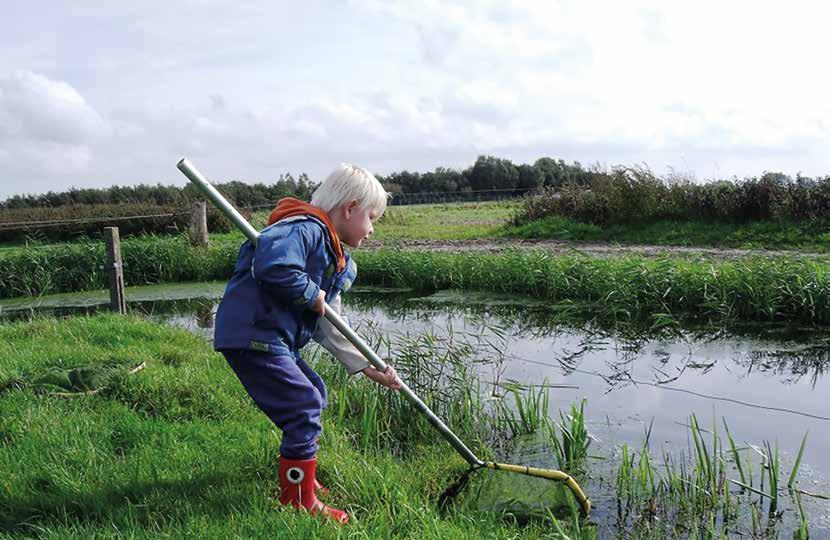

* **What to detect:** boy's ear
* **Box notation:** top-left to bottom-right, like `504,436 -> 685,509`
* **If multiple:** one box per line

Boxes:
345,200 -> 358,218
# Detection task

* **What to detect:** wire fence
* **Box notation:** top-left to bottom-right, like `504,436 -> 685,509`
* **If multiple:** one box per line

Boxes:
0,211 -> 190,233
0,187 -> 537,235
388,187 -> 535,206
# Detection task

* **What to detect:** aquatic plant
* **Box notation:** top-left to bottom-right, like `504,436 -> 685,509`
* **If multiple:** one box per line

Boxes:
787,432 -> 809,490
496,383 -> 550,438
613,412 -> 813,537
548,399 -> 590,469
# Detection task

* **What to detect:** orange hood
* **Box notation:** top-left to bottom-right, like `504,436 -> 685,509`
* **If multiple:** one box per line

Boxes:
267,197 -> 346,272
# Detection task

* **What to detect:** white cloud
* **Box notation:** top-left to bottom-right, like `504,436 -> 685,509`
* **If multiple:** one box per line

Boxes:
0,70 -> 107,145
0,71 -> 107,186
351,0 -> 830,157
1,1 -> 829,199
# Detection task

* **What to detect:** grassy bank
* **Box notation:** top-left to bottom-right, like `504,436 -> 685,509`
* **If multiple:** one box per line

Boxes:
0,236 -> 239,299
0,314 -> 562,538
505,215 -> 830,252
4,240 -> 830,325
1,315 -> 816,538
355,250 -> 830,325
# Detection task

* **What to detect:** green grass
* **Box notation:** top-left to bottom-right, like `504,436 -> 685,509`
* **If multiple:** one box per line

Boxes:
372,201 -> 519,241
505,215 -> 830,252
207,201 -> 520,244
0,236 -> 239,299
0,314 -> 578,539
6,199 -> 830,262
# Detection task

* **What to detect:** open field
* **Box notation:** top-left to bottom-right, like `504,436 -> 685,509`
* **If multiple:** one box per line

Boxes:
6,199 -> 830,254
202,200 -> 520,244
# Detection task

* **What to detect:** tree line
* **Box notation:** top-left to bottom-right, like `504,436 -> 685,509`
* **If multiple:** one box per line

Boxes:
0,173 -> 315,210
376,156 -> 599,193
1,157 -> 598,210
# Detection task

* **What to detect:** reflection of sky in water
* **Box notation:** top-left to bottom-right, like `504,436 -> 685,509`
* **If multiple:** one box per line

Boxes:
335,295 -> 830,533
4,285 -> 830,532
158,294 -> 830,471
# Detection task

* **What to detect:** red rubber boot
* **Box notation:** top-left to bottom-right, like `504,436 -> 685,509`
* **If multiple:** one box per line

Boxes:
279,456 -> 349,524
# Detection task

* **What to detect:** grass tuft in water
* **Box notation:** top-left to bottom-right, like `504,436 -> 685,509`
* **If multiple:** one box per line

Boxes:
548,399 -> 590,470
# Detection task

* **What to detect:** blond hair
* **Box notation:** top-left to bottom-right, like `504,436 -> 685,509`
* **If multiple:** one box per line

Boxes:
311,163 -> 388,215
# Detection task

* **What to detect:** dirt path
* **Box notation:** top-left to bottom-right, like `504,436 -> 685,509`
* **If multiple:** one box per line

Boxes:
364,238 -> 828,260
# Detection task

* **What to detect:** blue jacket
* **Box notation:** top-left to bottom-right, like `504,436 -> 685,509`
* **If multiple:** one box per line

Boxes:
214,216 -> 357,358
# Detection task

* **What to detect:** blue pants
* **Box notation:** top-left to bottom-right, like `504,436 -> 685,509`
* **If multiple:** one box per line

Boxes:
222,349 -> 327,459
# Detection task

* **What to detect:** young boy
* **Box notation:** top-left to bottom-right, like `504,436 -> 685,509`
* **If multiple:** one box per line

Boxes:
213,163 -> 401,525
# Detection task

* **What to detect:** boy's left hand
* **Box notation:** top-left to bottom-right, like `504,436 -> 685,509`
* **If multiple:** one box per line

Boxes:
362,365 -> 402,390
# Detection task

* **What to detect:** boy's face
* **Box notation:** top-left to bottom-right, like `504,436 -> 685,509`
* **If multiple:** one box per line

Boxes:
336,201 -> 379,248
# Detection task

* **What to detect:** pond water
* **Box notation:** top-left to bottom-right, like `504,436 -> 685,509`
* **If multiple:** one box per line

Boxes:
3,282 -> 830,534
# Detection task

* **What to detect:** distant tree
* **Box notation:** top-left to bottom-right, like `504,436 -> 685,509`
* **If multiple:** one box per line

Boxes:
382,171 -> 421,193
467,155 -> 520,191
533,157 -> 560,187
517,164 -> 544,190
417,167 -> 464,192
533,157 -> 598,187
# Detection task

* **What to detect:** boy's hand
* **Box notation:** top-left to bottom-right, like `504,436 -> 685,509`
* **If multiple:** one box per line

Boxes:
312,290 -> 326,316
362,365 -> 402,390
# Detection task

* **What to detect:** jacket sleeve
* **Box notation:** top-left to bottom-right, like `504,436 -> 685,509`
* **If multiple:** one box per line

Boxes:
252,223 -> 321,311
312,293 -> 371,375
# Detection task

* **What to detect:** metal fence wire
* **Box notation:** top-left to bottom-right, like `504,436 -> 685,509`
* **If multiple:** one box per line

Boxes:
0,188 -> 536,233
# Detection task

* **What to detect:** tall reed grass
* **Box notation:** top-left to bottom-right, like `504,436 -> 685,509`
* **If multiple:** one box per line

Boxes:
0,236 -> 238,298
355,250 -> 830,325
5,242 -> 830,327
614,413 -> 811,537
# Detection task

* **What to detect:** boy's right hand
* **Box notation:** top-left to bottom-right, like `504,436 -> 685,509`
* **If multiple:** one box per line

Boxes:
312,290 -> 326,316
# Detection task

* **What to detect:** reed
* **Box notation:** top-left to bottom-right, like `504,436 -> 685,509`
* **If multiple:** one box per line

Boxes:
5,239 -> 830,328
787,432 -> 809,490
496,383 -> 550,438
613,413 -> 811,537
549,399 -> 590,469
514,168 -> 830,227
355,250 -> 830,325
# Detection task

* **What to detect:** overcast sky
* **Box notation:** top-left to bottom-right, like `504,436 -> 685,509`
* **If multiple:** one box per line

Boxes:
1,0 -> 828,199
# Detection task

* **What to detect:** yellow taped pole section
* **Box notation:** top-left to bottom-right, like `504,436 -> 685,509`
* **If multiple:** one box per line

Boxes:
485,462 -> 591,515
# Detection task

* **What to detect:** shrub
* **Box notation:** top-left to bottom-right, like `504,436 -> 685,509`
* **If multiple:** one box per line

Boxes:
514,167 -> 830,226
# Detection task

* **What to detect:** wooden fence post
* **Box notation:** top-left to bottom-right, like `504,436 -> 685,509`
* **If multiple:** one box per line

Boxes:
104,227 -> 127,314
191,201 -> 209,247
